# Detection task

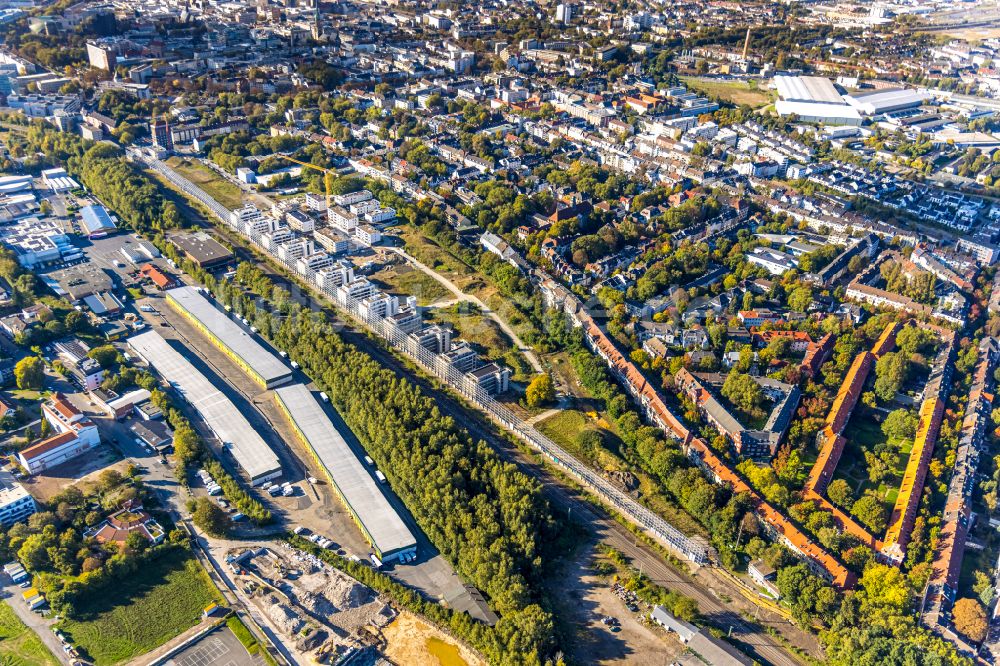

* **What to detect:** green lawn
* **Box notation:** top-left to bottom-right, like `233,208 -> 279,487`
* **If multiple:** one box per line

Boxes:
165,157 -> 246,210
226,616 -> 275,665
832,414 -> 907,516
428,304 -> 533,381
0,601 -> 59,666
680,77 -> 773,108
57,549 -> 222,665
537,409 -> 626,470
371,265 -> 450,305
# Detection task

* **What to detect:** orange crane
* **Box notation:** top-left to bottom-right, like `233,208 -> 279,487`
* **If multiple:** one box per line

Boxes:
275,154 -> 335,209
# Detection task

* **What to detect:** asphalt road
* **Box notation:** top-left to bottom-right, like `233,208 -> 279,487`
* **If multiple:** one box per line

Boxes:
0,578 -> 71,665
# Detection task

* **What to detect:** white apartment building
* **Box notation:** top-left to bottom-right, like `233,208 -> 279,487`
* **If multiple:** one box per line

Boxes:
0,469 -> 35,526
332,190 -> 373,207
336,277 -> 377,302
315,261 -> 355,291
328,206 -> 359,233
354,224 -> 383,246
359,293 -> 400,320
365,207 -> 397,224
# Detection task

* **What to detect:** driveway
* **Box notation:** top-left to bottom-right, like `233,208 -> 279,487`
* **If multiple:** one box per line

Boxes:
0,578 -> 70,665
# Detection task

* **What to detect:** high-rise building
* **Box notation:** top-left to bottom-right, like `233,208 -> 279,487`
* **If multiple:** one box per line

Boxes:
555,3 -> 574,24
151,118 -> 173,151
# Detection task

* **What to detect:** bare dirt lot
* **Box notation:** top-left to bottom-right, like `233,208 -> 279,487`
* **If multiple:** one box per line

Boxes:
382,612 -> 485,666
550,544 -> 683,666
22,449 -> 126,502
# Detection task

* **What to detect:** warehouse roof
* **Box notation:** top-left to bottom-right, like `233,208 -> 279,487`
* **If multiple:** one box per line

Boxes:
274,384 -> 416,557
845,88 -> 929,115
168,231 -> 233,267
80,205 -> 117,236
774,75 -> 845,104
774,100 -> 862,125
166,286 -> 291,388
127,330 -> 281,482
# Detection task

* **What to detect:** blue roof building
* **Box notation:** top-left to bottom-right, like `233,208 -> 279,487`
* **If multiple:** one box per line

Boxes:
79,205 -> 116,239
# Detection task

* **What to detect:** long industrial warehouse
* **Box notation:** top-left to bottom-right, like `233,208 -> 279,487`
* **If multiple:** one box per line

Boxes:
273,384 -> 417,561
128,330 -> 282,486
166,285 -> 293,389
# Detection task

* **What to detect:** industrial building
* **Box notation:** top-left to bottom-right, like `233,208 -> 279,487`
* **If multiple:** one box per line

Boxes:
273,384 -> 417,561
773,75 -> 862,126
79,204 -> 117,239
168,231 -> 234,269
165,286 -> 292,389
128,330 -> 282,485
845,88 -> 929,116
19,392 -> 101,474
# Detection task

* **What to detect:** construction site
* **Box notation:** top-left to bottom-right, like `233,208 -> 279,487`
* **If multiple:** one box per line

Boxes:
224,543 -> 479,665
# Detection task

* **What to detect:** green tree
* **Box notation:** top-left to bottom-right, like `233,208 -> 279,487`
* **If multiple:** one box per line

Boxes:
881,409 -> 917,441
827,478 -> 852,507
721,371 -> 765,420
525,374 -> 556,408
852,495 -> 888,532
788,286 -> 813,313
87,345 -> 119,369
18,533 -> 49,571
190,497 -> 228,537
874,352 -> 909,402
14,356 -> 43,390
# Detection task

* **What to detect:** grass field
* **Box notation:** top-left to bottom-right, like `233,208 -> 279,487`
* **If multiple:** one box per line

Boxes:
681,77 -> 772,109
371,265 -> 450,305
58,549 -> 222,665
537,409 -> 624,469
396,225 -> 543,373
165,157 -> 246,210
397,226 -> 495,296
428,304 -> 533,381
0,601 -> 58,666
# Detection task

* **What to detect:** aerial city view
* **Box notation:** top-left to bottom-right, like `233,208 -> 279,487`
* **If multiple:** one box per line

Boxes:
5,0 -> 1000,665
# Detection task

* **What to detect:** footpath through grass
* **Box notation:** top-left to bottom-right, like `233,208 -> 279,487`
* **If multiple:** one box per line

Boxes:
57,548 -> 222,665
0,601 -> 58,666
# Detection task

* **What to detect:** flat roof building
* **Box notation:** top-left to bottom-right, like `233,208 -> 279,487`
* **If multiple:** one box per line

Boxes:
273,384 -> 417,561
773,75 -> 862,126
44,264 -> 114,302
0,468 -> 35,527
165,286 -> 292,389
168,231 -> 234,269
127,330 -> 282,485
845,88 -> 929,116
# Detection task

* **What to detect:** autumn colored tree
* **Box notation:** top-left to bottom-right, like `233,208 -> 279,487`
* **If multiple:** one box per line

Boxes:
954,598 -> 988,643
14,356 -> 43,390
525,373 -> 556,408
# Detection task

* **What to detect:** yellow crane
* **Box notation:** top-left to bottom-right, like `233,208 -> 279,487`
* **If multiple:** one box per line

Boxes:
275,154 -> 335,209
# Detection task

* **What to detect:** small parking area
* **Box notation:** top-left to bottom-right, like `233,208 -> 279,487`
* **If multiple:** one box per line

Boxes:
166,626 -> 264,666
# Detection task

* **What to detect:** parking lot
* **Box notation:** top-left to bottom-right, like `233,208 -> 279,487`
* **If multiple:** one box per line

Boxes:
166,626 -> 264,666
136,288 -> 495,622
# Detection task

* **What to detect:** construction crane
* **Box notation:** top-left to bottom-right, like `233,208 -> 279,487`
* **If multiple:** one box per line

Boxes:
275,154 -> 335,209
